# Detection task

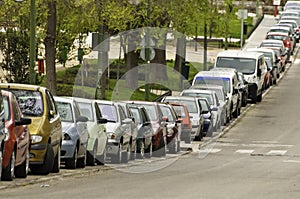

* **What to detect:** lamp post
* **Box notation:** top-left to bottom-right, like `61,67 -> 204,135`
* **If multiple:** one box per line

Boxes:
15,0 -> 36,84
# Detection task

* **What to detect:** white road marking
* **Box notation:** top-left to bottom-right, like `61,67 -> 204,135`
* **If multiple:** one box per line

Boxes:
199,148 -> 222,154
294,59 -> 300,64
283,160 -> 300,163
235,149 -> 254,154
252,140 -> 279,144
266,150 -> 287,156
241,143 -> 293,148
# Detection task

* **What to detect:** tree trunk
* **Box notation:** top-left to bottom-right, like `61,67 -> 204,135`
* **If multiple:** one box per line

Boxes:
45,0 -> 57,95
150,32 -> 167,81
125,32 -> 138,89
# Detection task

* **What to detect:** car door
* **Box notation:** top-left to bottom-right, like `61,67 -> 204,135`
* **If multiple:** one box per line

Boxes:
45,90 -> 62,152
73,102 -> 89,155
12,95 -> 30,165
118,105 -> 131,145
140,108 -> 153,147
93,102 -> 107,156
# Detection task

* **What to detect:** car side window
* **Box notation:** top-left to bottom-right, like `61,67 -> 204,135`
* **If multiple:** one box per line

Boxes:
12,96 -> 21,121
141,109 -> 149,123
118,105 -> 126,121
46,90 -> 58,119
94,103 -> 102,120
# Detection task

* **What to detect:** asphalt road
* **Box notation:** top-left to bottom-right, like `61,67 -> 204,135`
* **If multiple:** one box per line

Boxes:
2,15 -> 300,198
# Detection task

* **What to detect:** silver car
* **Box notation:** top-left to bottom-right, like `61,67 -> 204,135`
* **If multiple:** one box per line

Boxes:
73,97 -> 108,166
54,96 -> 89,169
96,100 -> 132,164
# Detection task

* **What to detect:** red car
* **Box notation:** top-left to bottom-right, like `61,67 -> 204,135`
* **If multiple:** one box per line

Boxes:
159,103 -> 181,154
129,101 -> 167,157
265,32 -> 294,55
168,103 -> 192,144
1,90 -> 31,181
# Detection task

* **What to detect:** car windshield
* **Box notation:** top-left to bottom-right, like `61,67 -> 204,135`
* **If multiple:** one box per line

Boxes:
160,106 -> 175,122
98,104 -> 118,122
2,96 -> 10,120
181,92 -> 214,105
194,77 -> 231,93
56,102 -> 74,122
216,57 -> 256,74
12,90 -> 43,117
129,107 -> 142,124
172,106 -> 186,118
140,104 -> 158,121
77,102 -> 94,122
163,99 -> 198,113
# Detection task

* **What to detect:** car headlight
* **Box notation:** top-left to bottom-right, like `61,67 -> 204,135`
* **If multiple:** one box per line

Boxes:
63,133 -> 71,140
31,135 -> 43,144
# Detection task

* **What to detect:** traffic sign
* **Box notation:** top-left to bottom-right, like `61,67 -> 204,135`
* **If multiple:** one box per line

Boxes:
238,9 -> 248,20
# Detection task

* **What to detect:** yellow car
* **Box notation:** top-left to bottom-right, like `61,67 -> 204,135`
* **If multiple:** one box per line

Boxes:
0,83 -> 62,175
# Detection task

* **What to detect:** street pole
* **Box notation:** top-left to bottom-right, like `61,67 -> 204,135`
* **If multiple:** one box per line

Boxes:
145,0 -> 150,101
29,0 -> 36,84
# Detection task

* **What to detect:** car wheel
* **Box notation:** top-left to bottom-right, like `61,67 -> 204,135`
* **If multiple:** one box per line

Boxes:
65,146 -> 78,169
51,144 -> 61,173
130,141 -> 136,161
177,139 -> 181,153
257,92 -> 262,102
121,143 -> 130,163
111,146 -> 122,164
169,136 -> 178,154
144,141 -> 152,158
2,150 -> 15,181
15,147 -> 29,178
136,139 -> 145,159
30,143 -> 54,175
96,147 -> 106,165
232,104 -> 239,118
87,144 -> 97,166
153,137 -> 166,157
76,150 -> 86,168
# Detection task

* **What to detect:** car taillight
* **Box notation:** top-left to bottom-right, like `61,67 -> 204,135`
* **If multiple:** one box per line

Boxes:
296,28 -> 299,32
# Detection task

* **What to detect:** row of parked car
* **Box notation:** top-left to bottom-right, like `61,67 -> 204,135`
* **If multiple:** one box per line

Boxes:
0,82 -> 196,181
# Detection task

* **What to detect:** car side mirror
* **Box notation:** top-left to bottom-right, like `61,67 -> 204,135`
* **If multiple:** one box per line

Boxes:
98,118 -> 107,124
15,117 -> 32,126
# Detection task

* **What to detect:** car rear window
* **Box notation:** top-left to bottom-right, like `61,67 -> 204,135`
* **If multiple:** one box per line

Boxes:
77,102 -> 94,122
172,105 -> 186,118
12,90 -> 44,117
98,104 -> 118,122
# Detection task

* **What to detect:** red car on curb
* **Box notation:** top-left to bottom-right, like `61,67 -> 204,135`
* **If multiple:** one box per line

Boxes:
1,90 -> 31,181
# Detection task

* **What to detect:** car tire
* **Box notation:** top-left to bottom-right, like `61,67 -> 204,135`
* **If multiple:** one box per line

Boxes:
153,137 -> 166,157
136,139 -> 145,159
52,144 -> 61,173
232,104 -> 239,118
2,150 -> 15,181
96,147 -> 106,165
30,143 -> 54,175
65,146 -> 78,169
257,92 -> 262,102
111,146 -> 122,164
130,141 -> 136,161
169,136 -> 178,154
87,144 -> 97,166
144,141 -> 152,158
76,151 -> 86,168
15,148 -> 29,178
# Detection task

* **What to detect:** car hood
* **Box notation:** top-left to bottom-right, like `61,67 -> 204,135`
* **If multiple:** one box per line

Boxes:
61,122 -> 75,133
105,122 -> 120,133
28,116 -> 46,135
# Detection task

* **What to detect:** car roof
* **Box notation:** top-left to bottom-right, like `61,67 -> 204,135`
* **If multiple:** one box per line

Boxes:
181,89 -> 216,95
194,70 -> 236,79
216,50 -> 264,59
54,96 -> 76,103
72,97 -> 93,103
163,96 -> 198,101
266,31 -> 289,36
246,47 -> 276,54
261,39 -> 284,44
0,83 -> 47,92
190,84 -> 224,90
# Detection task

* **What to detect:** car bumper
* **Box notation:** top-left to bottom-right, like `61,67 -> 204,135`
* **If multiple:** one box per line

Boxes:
61,140 -> 77,159
29,143 -> 47,164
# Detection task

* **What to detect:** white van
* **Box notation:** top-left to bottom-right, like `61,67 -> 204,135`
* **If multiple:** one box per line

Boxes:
192,69 -> 241,120
214,50 -> 265,103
